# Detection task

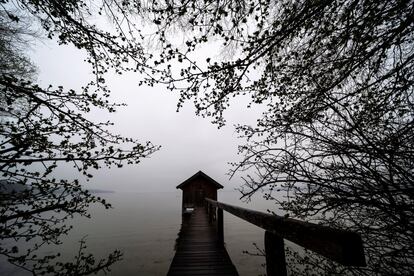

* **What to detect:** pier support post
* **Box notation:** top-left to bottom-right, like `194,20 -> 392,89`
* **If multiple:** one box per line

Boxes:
208,205 -> 214,224
265,231 -> 287,276
217,208 -> 224,247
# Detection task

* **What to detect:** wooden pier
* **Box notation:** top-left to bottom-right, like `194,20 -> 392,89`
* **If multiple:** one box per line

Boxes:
169,171 -> 366,275
167,208 -> 238,276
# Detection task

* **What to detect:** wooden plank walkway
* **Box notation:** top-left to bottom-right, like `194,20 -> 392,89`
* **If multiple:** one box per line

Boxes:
167,208 -> 239,276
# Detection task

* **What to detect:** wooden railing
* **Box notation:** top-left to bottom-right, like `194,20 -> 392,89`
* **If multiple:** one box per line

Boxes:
205,198 -> 366,276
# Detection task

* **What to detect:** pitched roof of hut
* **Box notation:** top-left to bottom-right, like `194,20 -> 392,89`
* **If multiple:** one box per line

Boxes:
176,170 -> 224,190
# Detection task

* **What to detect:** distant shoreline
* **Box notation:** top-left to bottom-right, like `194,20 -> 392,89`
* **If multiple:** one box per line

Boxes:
88,189 -> 115,194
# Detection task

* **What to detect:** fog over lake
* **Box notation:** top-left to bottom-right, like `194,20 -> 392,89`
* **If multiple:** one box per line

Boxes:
30,38 -> 264,194
1,191 -> 285,276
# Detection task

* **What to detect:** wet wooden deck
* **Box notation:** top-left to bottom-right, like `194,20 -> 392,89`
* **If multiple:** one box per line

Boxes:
167,207 -> 239,276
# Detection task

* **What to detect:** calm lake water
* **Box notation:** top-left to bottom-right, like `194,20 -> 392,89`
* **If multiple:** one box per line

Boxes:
1,191 -> 284,276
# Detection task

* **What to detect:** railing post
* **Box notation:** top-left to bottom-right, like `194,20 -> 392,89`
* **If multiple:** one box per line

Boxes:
217,208 -> 224,247
265,231 -> 287,276
208,205 -> 214,224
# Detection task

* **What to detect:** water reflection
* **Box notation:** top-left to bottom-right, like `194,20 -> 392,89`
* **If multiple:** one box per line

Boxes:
1,191 -> 274,276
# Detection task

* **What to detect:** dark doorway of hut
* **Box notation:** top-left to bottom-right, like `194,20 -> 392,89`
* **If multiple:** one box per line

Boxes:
195,189 -> 205,207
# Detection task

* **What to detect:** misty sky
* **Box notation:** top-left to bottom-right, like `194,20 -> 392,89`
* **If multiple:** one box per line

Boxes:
30,38 -> 263,193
